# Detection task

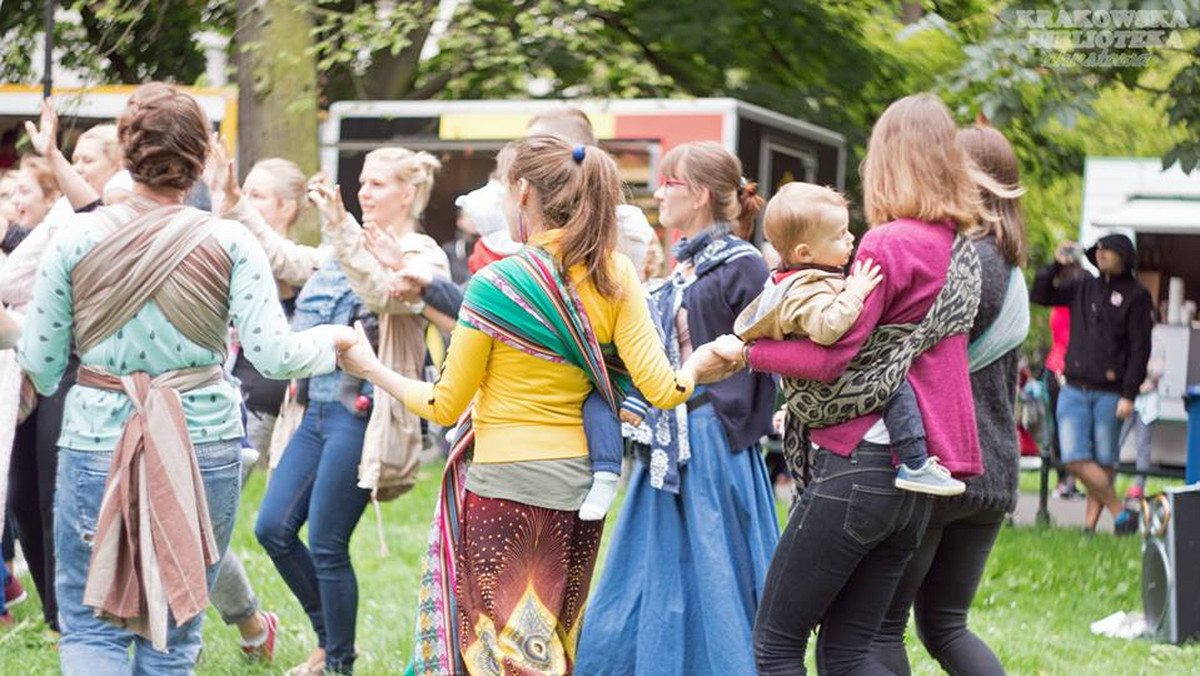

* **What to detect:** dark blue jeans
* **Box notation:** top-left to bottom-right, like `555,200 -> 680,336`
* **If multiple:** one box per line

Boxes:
255,402 -> 371,674
753,443 -> 932,676
884,380 -> 927,469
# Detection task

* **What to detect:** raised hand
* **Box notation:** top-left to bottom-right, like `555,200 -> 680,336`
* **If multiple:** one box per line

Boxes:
363,221 -> 409,270
24,97 -> 59,157
307,183 -> 348,227
207,135 -> 240,213
845,258 -> 883,299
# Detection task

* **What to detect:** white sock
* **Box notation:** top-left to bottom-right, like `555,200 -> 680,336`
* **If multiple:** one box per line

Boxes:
579,471 -> 620,521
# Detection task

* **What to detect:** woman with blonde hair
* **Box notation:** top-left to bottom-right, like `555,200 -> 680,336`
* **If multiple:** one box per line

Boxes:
710,94 -> 988,675
214,144 -> 449,675
337,135 -> 724,675
575,140 -> 780,676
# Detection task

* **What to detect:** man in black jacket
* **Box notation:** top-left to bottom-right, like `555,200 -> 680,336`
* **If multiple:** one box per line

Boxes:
1031,233 -> 1152,535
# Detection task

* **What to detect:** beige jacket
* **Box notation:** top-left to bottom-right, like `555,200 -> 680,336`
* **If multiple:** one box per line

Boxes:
228,200 -> 449,499
735,268 -> 868,345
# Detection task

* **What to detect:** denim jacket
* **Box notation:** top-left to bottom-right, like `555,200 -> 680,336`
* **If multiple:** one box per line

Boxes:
291,258 -> 373,402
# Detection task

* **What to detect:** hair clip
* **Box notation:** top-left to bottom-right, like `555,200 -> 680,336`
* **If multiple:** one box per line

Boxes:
739,175 -> 749,187
572,146 -> 587,163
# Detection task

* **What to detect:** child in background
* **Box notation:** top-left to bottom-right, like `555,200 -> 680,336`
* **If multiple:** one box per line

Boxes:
734,182 -> 965,496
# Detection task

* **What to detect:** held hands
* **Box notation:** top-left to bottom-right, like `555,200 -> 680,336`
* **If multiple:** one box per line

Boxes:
685,334 -> 747,385
844,258 -> 883,299
709,334 -> 748,367
307,183 -> 348,228
24,98 -> 59,158
337,321 -> 381,380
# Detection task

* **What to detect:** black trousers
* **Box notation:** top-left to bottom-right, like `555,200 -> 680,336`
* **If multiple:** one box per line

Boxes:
1046,374 -> 1067,484
753,443 -> 932,676
870,502 -> 1006,676
7,359 -> 75,630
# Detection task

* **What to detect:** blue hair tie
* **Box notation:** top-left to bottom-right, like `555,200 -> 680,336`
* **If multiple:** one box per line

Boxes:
572,146 -> 586,163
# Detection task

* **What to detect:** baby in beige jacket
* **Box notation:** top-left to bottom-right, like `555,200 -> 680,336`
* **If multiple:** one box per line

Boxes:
735,182 -> 965,497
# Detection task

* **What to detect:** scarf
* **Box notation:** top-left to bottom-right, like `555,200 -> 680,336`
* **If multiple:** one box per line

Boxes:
409,245 -> 627,676
635,223 -> 759,493
782,233 -> 981,427
968,265 -> 1029,373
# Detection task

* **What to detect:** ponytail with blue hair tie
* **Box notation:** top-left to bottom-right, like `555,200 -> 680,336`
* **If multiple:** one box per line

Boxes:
572,146 -> 587,163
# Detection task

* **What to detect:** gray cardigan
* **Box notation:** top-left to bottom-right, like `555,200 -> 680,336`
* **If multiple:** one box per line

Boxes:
948,236 -> 1021,514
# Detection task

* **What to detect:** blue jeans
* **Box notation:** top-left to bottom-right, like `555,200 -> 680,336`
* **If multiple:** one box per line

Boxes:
883,380 -> 927,469
255,402 -> 371,674
753,443 -> 932,676
55,440 -> 242,676
583,388 -> 623,475
1056,384 -> 1122,467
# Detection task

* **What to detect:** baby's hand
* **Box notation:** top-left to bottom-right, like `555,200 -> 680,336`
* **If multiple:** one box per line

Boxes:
845,258 -> 883,299
619,409 -> 644,426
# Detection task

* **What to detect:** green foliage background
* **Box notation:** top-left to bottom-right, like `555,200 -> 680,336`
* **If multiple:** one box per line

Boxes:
2,0 -> 1197,358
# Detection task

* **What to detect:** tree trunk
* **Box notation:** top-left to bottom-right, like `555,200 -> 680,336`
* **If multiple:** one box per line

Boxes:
235,0 -> 321,239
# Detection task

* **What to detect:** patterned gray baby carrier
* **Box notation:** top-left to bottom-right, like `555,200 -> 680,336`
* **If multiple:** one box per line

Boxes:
780,234 -> 981,493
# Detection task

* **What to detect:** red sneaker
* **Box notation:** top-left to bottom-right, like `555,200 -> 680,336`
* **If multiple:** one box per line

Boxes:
4,574 -> 27,608
241,611 -> 278,662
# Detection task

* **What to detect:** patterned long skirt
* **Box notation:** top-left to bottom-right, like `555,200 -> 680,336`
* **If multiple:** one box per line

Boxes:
456,491 -> 604,676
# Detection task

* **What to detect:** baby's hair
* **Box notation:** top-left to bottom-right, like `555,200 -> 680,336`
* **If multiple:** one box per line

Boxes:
763,182 -> 849,258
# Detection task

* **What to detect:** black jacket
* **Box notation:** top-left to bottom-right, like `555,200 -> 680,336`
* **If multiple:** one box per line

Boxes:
1030,234 -> 1153,400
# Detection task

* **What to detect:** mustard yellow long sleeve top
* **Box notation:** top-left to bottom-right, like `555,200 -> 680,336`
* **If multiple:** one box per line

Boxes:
403,229 -> 694,464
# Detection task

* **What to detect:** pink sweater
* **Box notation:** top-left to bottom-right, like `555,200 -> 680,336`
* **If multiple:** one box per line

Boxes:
748,219 -> 981,477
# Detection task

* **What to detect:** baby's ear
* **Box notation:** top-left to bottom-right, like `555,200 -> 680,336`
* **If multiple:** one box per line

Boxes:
792,243 -> 811,263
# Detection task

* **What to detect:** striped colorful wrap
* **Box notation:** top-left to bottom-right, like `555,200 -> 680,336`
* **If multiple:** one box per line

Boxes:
408,246 -> 628,675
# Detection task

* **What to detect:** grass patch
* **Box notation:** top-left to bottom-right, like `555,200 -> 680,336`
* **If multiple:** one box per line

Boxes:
2,465 -> 1199,674
1018,467 -> 1186,498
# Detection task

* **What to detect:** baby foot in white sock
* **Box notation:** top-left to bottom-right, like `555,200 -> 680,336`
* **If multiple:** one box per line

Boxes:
579,471 -> 620,521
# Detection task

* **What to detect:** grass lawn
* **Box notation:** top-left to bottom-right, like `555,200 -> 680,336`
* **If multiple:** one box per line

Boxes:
2,463 -> 1199,675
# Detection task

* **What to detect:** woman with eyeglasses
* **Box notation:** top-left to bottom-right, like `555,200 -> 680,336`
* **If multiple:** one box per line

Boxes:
575,141 -> 780,676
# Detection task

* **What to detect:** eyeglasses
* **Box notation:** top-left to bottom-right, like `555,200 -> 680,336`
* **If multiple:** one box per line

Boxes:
660,178 -> 689,190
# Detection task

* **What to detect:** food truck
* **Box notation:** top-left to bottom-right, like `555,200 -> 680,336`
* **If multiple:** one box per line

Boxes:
1080,157 -> 1200,481
0,84 -> 237,167
319,98 -> 847,245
